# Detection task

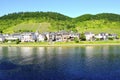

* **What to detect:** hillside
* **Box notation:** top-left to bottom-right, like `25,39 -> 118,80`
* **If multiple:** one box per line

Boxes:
74,13 -> 120,22
74,13 -> 120,36
0,12 -> 120,36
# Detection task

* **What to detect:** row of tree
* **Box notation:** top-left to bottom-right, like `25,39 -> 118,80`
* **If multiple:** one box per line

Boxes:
1,12 -> 119,21
74,13 -> 120,22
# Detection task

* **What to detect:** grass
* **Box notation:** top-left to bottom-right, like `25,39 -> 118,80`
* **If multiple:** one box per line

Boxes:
76,20 -> 120,37
0,40 -> 120,47
4,22 -> 51,33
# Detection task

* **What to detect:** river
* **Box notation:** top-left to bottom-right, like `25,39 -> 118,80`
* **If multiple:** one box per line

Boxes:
0,46 -> 120,80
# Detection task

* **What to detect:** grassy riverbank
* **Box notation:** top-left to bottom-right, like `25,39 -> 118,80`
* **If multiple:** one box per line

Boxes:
0,40 -> 120,47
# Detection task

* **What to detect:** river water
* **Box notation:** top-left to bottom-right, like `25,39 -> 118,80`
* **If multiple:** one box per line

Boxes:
0,46 -> 120,80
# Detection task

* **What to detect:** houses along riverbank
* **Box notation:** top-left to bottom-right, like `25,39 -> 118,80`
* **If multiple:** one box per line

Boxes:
0,30 -> 119,47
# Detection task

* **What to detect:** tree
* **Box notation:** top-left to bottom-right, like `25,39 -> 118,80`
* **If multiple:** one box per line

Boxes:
16,39 -> 20,44
74,37 -> 79,43
0,30 -> 3,33
80,33 -> 86,41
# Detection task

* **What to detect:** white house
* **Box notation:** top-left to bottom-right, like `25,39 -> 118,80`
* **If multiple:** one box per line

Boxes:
12,33 -> 21,40
85,32 -> 95,41
95,33 -> 108,40
37,34 -> 45,42
5,35 -> 18,41
21,32 -> 36,42
69,32 -> 80,41
0,34 -> 5,42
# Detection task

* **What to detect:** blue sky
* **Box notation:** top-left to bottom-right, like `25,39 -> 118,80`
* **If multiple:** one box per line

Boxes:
0,0 -> 120,17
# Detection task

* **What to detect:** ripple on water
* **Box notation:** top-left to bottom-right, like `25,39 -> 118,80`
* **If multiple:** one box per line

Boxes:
0,61 -> 19,70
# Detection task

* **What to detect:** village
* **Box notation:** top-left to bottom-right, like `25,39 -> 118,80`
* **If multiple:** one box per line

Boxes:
0,30 -> 118,43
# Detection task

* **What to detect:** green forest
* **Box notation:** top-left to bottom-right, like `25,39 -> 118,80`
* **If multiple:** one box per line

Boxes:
0,12 -> 120,36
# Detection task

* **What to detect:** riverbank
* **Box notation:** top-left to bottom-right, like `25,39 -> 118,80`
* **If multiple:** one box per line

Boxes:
0,40 -> 120,47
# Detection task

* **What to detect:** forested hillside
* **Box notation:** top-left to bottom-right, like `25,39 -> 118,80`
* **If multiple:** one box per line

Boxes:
0,12 -> 120,36
74,13 -> 120,22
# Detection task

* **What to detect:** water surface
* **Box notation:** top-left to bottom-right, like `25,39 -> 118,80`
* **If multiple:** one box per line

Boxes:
0,46 -> 120,80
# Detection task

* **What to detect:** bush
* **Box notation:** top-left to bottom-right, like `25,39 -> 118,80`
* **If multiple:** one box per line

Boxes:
74,37 -> 79,43
16,39 -> 20,44
96,38 -> 100,41
108,37 -> 114,40
4,39 -> 8,43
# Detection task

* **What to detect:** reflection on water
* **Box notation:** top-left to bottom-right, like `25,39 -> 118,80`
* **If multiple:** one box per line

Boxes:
0,46 -> 120,80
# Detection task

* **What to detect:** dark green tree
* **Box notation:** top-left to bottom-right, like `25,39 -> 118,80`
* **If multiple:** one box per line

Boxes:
74,37 -> 79,43
16,39 -> 20,44
80,33 -> 86,41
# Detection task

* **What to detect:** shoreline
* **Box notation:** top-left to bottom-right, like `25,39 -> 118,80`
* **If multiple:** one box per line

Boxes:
0,42 -> 120,47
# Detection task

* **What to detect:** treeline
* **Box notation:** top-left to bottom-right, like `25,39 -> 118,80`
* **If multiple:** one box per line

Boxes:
1,12 -> 120,22
0,12 -> 71,21
74,13 -> 120,22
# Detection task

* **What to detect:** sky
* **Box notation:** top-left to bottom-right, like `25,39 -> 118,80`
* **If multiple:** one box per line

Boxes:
0,0 -> 120,17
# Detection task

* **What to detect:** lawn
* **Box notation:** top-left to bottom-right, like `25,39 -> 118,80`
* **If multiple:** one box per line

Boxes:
0,40 -> 120,47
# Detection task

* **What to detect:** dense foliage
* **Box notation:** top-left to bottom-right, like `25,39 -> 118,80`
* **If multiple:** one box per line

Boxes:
75,13 -> 120,22
0,12 -> 71,32
0,12 -> 120,36
0,12 -> 71,21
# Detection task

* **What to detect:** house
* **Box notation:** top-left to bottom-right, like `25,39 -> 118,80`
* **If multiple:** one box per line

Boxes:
69,32 -> 80,41
61,31 -> 70,42
0,34 -> 5,42
43,32 -> 56,41
12,33 -> 21,40
43,32 -> 50,41
85,32 -> 95,41
37,33 -> 45,42
5,34 -> 18,41
108,34 -> 118,39
21,32 -> 36,42
55,32 -> 63,42
55,30 -> 80,42
95,34 -> 103,40
55,30 -> 70,42
95,33 -> 108,40
49,32 -> 56,41
35,31 -> 39,37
